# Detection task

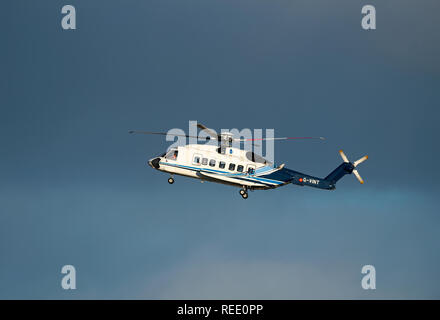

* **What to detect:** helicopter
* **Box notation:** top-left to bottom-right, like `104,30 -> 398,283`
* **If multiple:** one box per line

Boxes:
130,122 -> 368,199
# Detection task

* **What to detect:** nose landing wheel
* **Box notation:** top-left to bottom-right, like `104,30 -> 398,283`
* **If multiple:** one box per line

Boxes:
168,177 -> 174,184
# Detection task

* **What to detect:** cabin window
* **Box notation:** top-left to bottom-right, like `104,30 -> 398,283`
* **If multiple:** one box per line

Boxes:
247,164 -> 256,175
165,149 -> 178,160
219,161 -> 226,169
202,158 -> 208,165
237,165 -> 244,172
209,159 -> 216,167
193,154 -> 201,165
229,163 -> 235,171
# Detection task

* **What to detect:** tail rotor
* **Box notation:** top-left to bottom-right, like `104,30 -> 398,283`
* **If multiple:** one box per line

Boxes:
339,150 -> 368,184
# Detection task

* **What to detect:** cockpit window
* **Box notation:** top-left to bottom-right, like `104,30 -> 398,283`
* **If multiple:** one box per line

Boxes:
165,149 -> 178,160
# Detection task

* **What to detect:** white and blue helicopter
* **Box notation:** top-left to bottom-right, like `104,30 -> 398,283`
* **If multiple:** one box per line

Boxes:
130,123 -> 368,199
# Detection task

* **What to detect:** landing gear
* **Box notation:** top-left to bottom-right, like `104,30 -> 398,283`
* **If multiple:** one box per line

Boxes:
239,187 -> 248,199
168,177 -> 174,184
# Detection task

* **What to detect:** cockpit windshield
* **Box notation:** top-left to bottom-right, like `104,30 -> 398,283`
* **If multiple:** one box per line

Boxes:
165,149 -> 178,160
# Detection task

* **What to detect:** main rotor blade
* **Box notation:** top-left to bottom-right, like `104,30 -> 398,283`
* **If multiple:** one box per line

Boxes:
339,150 -> 349,163
233,137 -> 325,142
129,130 -> 208,140
353,155 -> 368,167
196,123 -> 220,140
352,169 -> 364,184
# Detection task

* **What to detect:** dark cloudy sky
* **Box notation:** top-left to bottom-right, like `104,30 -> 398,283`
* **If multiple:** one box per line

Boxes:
1,0 -> 439,298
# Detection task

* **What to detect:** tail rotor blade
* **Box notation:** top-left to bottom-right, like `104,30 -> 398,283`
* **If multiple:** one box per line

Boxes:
339,150 -> 349,163
353,155 -> 368,167
352,169 -> 364,184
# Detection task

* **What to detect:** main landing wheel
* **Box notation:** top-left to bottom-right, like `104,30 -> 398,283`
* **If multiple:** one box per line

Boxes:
168,177 -> 174,184
241,192 -> 248,199
239,189 -> 246,195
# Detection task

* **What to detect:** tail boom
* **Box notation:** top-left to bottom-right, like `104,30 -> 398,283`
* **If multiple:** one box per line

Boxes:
284,150 -> 367,190
324,162 -> 354,184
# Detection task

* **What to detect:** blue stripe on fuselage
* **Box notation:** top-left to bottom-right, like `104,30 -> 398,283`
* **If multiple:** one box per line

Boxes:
158,161 -> 285,185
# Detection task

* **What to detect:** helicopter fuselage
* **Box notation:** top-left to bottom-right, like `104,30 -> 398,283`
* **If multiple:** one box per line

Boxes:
148,144 -> 335,191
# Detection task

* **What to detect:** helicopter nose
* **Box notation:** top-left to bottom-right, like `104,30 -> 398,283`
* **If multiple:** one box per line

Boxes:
148,157 -> 161,169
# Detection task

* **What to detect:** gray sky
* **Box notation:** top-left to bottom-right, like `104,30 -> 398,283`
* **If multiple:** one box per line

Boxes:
1,0 -> 439,299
